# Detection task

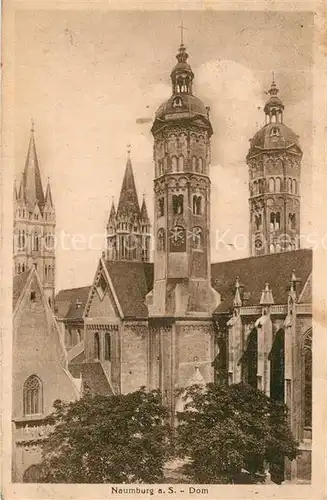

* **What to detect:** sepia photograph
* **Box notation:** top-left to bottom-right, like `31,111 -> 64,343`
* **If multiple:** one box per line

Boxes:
1,2 -> 326,498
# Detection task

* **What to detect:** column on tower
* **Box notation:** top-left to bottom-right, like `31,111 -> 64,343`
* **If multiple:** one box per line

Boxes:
13,124 -> 56,306
147,41 -> 219,317
247,77 -> 302,256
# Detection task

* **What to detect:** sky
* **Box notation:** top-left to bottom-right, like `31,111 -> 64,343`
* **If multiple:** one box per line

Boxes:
14,9 -> 314,292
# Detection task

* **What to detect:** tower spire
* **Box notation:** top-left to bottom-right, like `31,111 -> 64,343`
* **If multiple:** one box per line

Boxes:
178,21 -> 188,45
45,177 -> 54,207
22,124 -> 45,211
116,147 -> 140,219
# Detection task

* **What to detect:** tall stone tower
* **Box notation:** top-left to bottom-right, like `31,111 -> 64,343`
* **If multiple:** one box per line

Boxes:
247,78 -> 302,256
13,125 -> 56,306
106,148 -> 151,262
147,41 -> 219,317
146,41 -> 218,418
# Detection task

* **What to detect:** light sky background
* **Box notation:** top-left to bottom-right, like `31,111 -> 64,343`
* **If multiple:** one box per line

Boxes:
14,10 -> 314,292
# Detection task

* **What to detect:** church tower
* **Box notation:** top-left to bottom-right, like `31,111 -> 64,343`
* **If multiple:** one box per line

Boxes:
147,41 -> 219,316
13,124 -> 56,306
106,148 -> 151,262
247,78 -> 302,256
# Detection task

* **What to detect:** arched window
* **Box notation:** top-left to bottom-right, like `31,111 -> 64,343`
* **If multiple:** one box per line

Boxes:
178,156 -> 184,172
192,156 -> 197,171
18,263 -> 21,274
269,178 -> 275,192
254,213 -> 262,231
198,157 -> 203,173
191,226 -> 204,250
269,329 -> 285,402
172,194 -> 183,215
303,329 -> 312,428
275,212 -> 280,230
44,265 -> 48,280
68,329 -> 73,347
23,464 -> 42,483
275,177 -> 281,192
22,263 -> 25,272
192,195 -> 202,215
288,177 -> 293,193
270,212 -> 275,231
104,333 -> 111,361
293,179 -> 297,194
157,228 -> 165,251
241,329 -> 258,389
258,179 -> 264,194
21,230 -> 26,249
171,156 -> 178,172
269,243 -> 275,253
158,197 -> 164,217
94,332 -> 100,360
288,213 -> 296,230
33,233 -> 39,252
23,375 -> 42,415
253,181 -> 257,195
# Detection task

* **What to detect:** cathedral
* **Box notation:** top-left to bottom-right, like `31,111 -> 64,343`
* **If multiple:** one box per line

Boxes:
12,40 -> 312,484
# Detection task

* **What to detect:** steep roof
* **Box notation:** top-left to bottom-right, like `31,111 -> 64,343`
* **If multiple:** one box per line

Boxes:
140,196 -> 149,220
116,157 -> 141,219
81,362 -> 114,396
211,248 -> 312,314
21,129 -> 45,210
105,261 -> 153,318
55,286 -> 91,320
13,270 -> 31,310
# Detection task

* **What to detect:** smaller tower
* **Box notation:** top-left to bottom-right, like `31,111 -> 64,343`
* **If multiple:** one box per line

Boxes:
13,124 -> 56,306
247,77 -> 302,256
106,147 -> 151,262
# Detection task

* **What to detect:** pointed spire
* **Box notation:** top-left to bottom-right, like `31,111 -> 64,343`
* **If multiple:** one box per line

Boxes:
260,283 -> 274,306
108,197 -> 116,222
140,194 -> 149,221
116,146 -> 141,219
45,178 -> 54,207
22,123 -> 45,210
13,179 -> 18,201
233,276 -> 242,307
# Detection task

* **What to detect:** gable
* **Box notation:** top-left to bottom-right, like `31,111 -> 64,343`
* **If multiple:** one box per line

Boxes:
13,271 -> 78,418
84,260 -> 121,319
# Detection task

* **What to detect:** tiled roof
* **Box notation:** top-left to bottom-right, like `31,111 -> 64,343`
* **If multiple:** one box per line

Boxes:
105,261 -> 153,318
55,286 -> 91,320
211,248 -> 312,314
13,270 -> 31,310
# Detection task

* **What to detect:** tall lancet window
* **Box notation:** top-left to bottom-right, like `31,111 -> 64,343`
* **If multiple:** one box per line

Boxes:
23,375 -> 43,415
240,329 -> 258,389
94,332 -> 100,360
303,329 -> 312,428
269,329 -> 285,402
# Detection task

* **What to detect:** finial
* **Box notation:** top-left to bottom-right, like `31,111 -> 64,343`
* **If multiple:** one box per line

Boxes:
127,144 -> 131,157
272,70 -> 275,84
31,119 -> 35,134
178,21 -> 188,45
235,276 -> 240,289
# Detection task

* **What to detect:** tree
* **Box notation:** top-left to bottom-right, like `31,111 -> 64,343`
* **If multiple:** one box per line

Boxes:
40,388 -> 170,483
175,382 -> 298,484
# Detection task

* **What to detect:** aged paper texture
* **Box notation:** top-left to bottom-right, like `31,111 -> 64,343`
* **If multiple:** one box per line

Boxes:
1,0 -> 326,499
